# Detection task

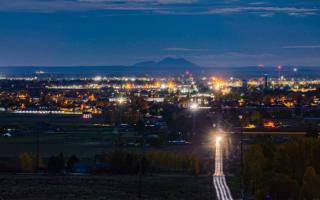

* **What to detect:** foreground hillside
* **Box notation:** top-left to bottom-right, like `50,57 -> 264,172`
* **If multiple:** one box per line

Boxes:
0,174 -> 212,200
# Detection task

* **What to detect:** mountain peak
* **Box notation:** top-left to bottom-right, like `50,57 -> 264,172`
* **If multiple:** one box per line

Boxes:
133,57 -> 198,69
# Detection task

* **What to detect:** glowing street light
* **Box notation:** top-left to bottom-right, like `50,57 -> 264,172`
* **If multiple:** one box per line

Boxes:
93,76 -> 102,82
189,102 -> 199,137
238,114 -> 243,120
216,136 -> 222,143
189,102 -> 199,110
117,97 -> 126,105
277,64 -> 282,71
293,67 -> 298,81
276,64 -> 282,80
258,64 -> 264,80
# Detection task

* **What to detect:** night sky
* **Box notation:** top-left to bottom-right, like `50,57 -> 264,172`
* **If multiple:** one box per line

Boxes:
0,0 -> 319,67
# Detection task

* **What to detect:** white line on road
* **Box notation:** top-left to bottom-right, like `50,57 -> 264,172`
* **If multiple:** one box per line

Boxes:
213,137 -> 233,200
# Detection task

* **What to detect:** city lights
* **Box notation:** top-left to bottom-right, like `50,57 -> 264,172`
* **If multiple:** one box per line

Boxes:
93,76 -> 102,82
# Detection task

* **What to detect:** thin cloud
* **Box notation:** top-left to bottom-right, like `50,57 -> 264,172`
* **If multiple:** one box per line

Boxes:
0,0 -> 318,17
283,45 -> 320,49
260,12 -> 274,17
188,52 -> 320,67
152,6 -> 319,16
165,47 -> 208,52
249,2 -> 268,5
206,6 -> 319,15
188,52 -> 276,67
79,0 -> 197,4
0,0 -> 320,17
0,0 -> 163,12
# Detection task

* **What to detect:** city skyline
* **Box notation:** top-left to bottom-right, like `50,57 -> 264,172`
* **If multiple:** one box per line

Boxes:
0,0 -> 320,67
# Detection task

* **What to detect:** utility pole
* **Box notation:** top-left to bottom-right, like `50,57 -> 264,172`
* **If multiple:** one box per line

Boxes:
138,135 -> 146,200
36,129 -> 40,170
238,115 -> 244,200
36,86 -> 43,171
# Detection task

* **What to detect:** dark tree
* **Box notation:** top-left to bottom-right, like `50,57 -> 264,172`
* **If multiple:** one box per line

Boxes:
48,153 -> 65,173
135,120 -> 145,135
67,155 -> 79,171
140,155 -> 149,175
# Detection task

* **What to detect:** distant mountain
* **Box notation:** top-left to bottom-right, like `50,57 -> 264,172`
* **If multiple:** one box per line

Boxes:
133,61 -> 157,67
133,57 -> 199,69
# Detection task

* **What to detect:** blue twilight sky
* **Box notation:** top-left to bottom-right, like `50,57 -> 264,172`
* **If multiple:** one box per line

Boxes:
0,0 -> 319,67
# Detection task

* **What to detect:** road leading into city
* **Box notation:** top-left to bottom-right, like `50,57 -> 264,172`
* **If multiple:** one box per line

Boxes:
213,137 -> 233,200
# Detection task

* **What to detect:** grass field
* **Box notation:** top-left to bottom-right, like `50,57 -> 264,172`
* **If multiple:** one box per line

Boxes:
0,113 -> 106,128
0,130 -> 119,157
0,113 -> 211,158
0,174 -> 213,200
0,113 -> 137,157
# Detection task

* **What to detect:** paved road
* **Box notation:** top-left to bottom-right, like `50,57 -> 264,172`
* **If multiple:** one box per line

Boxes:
213,137 -> 233,200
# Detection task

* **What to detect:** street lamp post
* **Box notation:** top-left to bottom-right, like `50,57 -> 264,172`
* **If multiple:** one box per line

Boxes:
36,130 -> 40,170
115,97 -> 126,147
258,64 -> 264,83
117,97 -> 125,125
277,65 -> 282,80
238,115 -> 244,200
35,121 -> 44,171
190,102 -> 198,138
189,102 -> 199,139
138,135 -> 146,200
293,67 -> 298,81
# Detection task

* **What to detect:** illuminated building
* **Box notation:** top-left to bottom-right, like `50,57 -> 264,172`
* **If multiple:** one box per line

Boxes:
82,112 -> 93,119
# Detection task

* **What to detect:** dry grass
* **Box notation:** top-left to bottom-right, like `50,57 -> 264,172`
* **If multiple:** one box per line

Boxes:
0,174 -> 213,200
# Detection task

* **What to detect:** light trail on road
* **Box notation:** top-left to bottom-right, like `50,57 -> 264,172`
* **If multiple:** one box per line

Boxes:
213,137 -> 233,200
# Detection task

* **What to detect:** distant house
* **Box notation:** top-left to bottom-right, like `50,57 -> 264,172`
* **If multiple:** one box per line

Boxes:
72,162 -> 91,174
2,133 -> 12,137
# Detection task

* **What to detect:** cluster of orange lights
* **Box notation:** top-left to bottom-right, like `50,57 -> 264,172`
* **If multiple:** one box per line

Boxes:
88,94 -> 96,101
244,124 -> 256,129
243,121 -> 277,129
270,97 -> 296,108
264,120 -> 276,128
20,103 -> 26,109
118,81 -> 176,90
17,92 -> 28,100
211,77 -> 226,90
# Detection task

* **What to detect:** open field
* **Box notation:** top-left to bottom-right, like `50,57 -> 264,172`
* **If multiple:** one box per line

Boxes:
0,174 -> 213,200
0,113 -> 134,157
0,113 -> 308,159
0,131 -> 116,157
0,113 -> 106,128
0,134 -> 212,159
0,113 -> 212,158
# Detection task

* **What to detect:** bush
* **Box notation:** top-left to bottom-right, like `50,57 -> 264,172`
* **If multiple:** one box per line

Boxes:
97,149 -> 201,175
47,153 -> 65,173
18,152 -> 34,172
67,155 -> 79,171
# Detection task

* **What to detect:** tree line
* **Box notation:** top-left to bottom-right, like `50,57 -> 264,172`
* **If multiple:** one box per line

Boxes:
243,138 -> 320,200
0,149 -> 201,176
